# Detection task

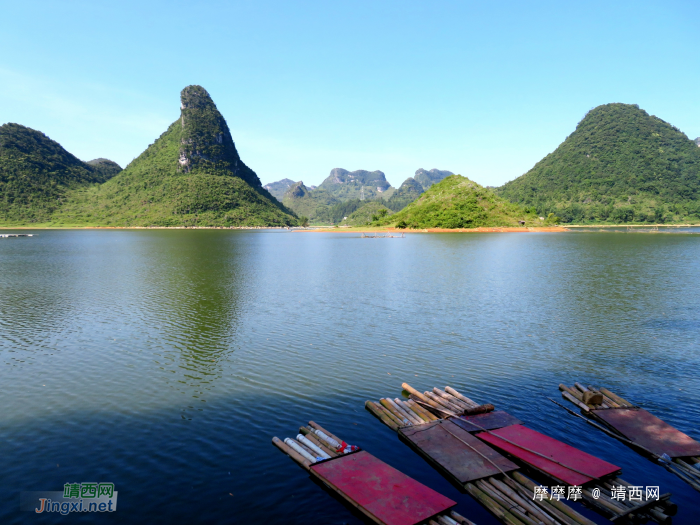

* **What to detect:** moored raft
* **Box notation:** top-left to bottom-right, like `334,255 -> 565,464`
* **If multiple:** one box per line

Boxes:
557,382 -> 700,493
367,383 -> 675,525
272,420 -> 476,525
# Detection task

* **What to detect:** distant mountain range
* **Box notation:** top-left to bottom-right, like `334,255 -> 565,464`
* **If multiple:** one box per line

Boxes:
1,86 -> 298,226
497,103 -> 700,223
268,168 -> 453,223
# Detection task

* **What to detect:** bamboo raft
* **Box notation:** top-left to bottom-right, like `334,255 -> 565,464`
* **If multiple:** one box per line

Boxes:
361,233 -> 406,238
557,382 -> 700,493
366,383 -> 676,525
272,420 -> 476,525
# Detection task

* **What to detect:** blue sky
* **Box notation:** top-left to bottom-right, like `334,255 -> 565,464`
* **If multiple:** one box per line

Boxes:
2,0 -> 698,188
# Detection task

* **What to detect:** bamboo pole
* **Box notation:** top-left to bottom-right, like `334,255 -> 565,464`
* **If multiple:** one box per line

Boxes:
386,397 -> 419,424
308,421 -> 343,444
512,472 -> 597,525
599,388 -> 633,407
434,388 -> 472,410
380,398 -> 413,426
561,391 -> 590,412
425,391 -> 460,414
392,398 -> 424,425
402,382 -> 439,407
437,515 -> 459,525
490,478 -> 557,525
449,510 -> 477,525
398,399 -> 431,423
407,399 -> 439,421
272,436 -> 311,470
587,386 -> 620,407
476,479 -> 525,515
411,395 -> 455,418
373,401 -> 406,429
574,382 -> 589,393
505,478 -> 581,525
365,401 -> 403,430
284,438 -> 318,463
559,384 -> 584,402
465,482 -> 527,525
303,431 -> 339,457
445,386 -> 479,407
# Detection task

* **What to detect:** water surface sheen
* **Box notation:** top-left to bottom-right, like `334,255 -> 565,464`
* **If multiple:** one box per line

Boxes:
1,230 -> 699,523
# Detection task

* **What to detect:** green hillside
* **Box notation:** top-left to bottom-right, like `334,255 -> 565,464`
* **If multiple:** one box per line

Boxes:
343,201 -> 393,226
52,86 -> 298,227
281,182 -> 337,223
376,175 -> 535,229
385,177 -> 424,211
0,123 -> 117,224
498,103 -> 700,223
87,158 -> 122,181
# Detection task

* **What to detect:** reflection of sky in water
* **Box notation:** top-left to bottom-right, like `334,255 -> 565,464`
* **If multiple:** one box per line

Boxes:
0,230 -> 699,524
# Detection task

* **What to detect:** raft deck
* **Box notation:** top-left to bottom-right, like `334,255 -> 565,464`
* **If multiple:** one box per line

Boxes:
558,382 -> 700,493
367,383 -> 676,524
366,386 -> 602,525
272,420 -> 474,525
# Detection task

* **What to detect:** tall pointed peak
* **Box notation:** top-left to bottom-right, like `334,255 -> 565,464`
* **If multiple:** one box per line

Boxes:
176,85 -> 261,188
180,85 -> 214,110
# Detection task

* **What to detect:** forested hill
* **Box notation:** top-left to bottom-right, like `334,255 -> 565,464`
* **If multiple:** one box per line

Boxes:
52,85 -> 298,227
0,123 -> 119,223
497,103 -> 700,224
376,175 -> 536,229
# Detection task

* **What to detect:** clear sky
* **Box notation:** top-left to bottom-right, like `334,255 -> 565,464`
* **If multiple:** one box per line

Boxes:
1,0 -> 698,188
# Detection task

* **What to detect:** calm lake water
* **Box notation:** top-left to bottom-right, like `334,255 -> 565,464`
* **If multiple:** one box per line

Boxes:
1,230 -> 699,524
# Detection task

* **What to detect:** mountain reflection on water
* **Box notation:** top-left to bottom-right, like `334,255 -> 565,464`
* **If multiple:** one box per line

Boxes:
0,229 -> 699,524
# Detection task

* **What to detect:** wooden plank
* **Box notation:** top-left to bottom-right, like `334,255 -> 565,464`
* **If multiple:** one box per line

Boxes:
477,424 -> 620,486
400,420 -> 518,484
310,450 -> 456,525
593,408 -> 700,459
451,411 -> 523,433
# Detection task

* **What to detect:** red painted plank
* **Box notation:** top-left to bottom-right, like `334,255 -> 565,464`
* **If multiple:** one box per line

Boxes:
593,408 -> 700,459
310,451 -> 456,525
477,425 -> 620,486
453,411 -> 523,432
400,420 -> 518,484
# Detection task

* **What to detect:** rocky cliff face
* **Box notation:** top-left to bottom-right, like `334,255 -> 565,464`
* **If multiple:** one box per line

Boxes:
322,168 -> 392,190
284,181 -> 310,199
414,168 -> 454,190
695,137 -> 700,147
263,178 -> 295,200
177,85 -> 261,188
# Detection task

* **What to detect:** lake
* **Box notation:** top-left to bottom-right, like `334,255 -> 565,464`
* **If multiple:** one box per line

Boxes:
1,229 -> 699,523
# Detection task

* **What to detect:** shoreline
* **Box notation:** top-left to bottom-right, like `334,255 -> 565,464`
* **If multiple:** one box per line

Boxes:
1,224 -> 697,232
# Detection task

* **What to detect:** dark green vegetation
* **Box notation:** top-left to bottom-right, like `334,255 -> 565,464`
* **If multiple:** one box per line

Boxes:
87,158 -> 123,181
498,103 -> 700,224
263,178 -> 295,200
2,86 -> 298,227
0,124 -> 121,223
385,177 -> 425,212
281,182 -> 337,222
343,201 -> 393,226
376,175 -> 535,229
